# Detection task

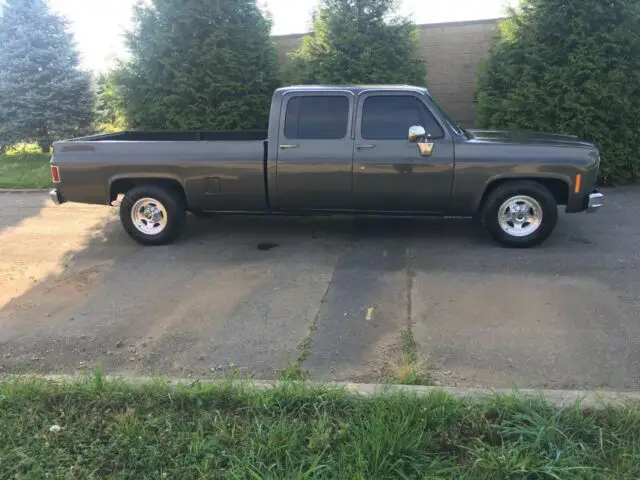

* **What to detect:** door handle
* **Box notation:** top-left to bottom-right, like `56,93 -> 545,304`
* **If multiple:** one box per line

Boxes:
356,144 -> 376,149
279,144 -> 299,149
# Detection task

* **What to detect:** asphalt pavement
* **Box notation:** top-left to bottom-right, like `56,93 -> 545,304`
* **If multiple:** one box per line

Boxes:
0,189 -> 638,389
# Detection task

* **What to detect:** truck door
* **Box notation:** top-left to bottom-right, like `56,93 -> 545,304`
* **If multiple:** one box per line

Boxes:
275,91 -> 355,210
353,91 -> 455,212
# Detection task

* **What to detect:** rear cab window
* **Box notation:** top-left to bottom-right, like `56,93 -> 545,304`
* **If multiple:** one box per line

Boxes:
283,95 -> 350,140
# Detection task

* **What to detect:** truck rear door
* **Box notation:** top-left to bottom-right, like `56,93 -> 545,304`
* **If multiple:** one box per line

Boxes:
275,90 -> 355,210
352,91 -> 455,212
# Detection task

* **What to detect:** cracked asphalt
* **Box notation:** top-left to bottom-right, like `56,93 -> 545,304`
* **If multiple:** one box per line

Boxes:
0,189 -> 638,389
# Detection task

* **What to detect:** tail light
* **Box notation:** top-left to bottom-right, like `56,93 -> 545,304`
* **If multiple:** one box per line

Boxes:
51,165 -> 60,183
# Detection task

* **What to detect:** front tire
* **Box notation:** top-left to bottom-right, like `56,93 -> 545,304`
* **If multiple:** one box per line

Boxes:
482,181 -> 558,248
120,185 -> 186,246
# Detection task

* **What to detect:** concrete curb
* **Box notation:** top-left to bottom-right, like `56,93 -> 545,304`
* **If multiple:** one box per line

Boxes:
0,188 -> 50,194
13,375 -> 640,409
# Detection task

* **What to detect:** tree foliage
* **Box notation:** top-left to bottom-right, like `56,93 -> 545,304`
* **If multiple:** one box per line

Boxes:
117,0 -> 280,131
289,0 -> 426,85
0,0 -> 95,152
477,0 -> 640,182
95,72 -> 127,133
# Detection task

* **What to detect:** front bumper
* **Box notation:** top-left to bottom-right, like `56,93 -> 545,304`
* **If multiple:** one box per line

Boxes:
587,191 -> 604,213
49,188 -> 65,205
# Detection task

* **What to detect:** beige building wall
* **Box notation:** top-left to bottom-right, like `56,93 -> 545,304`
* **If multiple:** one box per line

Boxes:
273,18 -> 501,127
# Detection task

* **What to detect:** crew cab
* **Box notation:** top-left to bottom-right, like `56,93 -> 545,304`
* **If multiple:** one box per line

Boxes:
50,85 -> 604,247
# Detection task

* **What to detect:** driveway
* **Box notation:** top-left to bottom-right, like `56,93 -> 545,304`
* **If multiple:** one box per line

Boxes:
0,189 -> 638,390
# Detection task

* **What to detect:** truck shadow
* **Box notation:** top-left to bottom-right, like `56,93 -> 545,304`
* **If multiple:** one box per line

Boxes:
0,193 -> 49,235
182,213 -> 486,245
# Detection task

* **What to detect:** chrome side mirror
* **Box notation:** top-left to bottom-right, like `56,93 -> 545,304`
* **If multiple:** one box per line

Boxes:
408,125 -> 426,143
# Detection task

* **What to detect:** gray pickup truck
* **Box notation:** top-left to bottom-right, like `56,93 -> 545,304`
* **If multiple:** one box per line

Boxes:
50,85 -> 604,247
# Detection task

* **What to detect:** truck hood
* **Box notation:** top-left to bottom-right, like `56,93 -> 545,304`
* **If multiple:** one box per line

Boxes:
467,130 -> 595,148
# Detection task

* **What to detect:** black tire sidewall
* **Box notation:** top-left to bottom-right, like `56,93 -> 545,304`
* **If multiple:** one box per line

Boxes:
482,182 -> 558,248
120,185 -> 186,246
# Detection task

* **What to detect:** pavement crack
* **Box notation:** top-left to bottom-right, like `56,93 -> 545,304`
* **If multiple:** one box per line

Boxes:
385,247 -> 432,385
405,246 -> 415,329
285,261 -> 336,380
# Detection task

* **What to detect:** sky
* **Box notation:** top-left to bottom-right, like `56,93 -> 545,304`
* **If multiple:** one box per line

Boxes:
45,0 -> 517,71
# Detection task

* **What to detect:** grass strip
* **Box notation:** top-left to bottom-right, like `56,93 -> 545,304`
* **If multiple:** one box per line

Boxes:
1,375 -> 639,479
0,149 -> 52,189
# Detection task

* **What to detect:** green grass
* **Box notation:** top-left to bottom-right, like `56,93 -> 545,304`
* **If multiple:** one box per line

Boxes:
1,376 -> 639,479
0,146 -> 52,189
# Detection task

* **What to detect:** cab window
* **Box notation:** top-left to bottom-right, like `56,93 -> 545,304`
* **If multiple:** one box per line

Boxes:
284,96 -> 350,140
361,96 -> 444,140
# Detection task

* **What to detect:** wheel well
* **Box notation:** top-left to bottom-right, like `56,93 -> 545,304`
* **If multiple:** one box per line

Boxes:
109,178 -> 186,204
479,177 -> 570,211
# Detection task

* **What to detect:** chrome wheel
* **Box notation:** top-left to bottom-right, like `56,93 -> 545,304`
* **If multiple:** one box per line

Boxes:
498,195 -> 543,237
131,198 -> 168,235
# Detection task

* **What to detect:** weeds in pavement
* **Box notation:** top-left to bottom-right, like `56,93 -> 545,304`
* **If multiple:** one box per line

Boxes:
280,361 -> 308,381
391,328 -> 433,386
1,375 -> 639,478
279,317 -> 316,381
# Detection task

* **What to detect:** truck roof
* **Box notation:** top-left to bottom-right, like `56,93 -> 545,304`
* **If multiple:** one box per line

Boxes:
276,85 -> 431,96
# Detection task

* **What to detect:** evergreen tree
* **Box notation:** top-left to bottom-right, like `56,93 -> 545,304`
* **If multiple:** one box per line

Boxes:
289,0 -> 426,85
0,0 -> 95,152
117,0 -> 280,131
477,0 -> 640,182
95,72 -> 127,133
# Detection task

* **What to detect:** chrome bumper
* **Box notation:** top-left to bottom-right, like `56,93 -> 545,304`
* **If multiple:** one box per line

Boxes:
49,189 -> 65,205
587,192 -> 604,213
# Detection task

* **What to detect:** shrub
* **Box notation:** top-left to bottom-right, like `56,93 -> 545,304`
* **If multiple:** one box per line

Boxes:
477,0 -> 640,183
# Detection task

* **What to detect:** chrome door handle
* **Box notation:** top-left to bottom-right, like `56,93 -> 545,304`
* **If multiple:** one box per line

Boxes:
356,144 -> 376,149
280,144 -> 299,149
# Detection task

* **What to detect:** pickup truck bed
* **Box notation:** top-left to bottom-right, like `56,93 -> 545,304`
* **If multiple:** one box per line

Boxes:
50,84 -> 604,248
53,130 -> 270,211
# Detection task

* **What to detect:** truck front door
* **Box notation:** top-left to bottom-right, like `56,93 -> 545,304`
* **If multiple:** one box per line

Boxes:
353,91 -> 455,212
275,91 -> 355,211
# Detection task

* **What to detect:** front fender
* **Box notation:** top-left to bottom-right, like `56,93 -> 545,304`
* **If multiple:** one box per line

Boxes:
473,172 -> 573,213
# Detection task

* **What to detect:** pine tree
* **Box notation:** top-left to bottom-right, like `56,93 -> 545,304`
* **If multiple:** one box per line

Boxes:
477,0 -> 640,182
95,72 -> 127,133
289,0 -> 426,85
117,0 -> 280,131
0,0 -> 95,152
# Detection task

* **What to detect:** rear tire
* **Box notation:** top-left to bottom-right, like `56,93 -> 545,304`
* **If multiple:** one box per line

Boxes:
120,185 -> 186,246
482,180 -> 558,248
